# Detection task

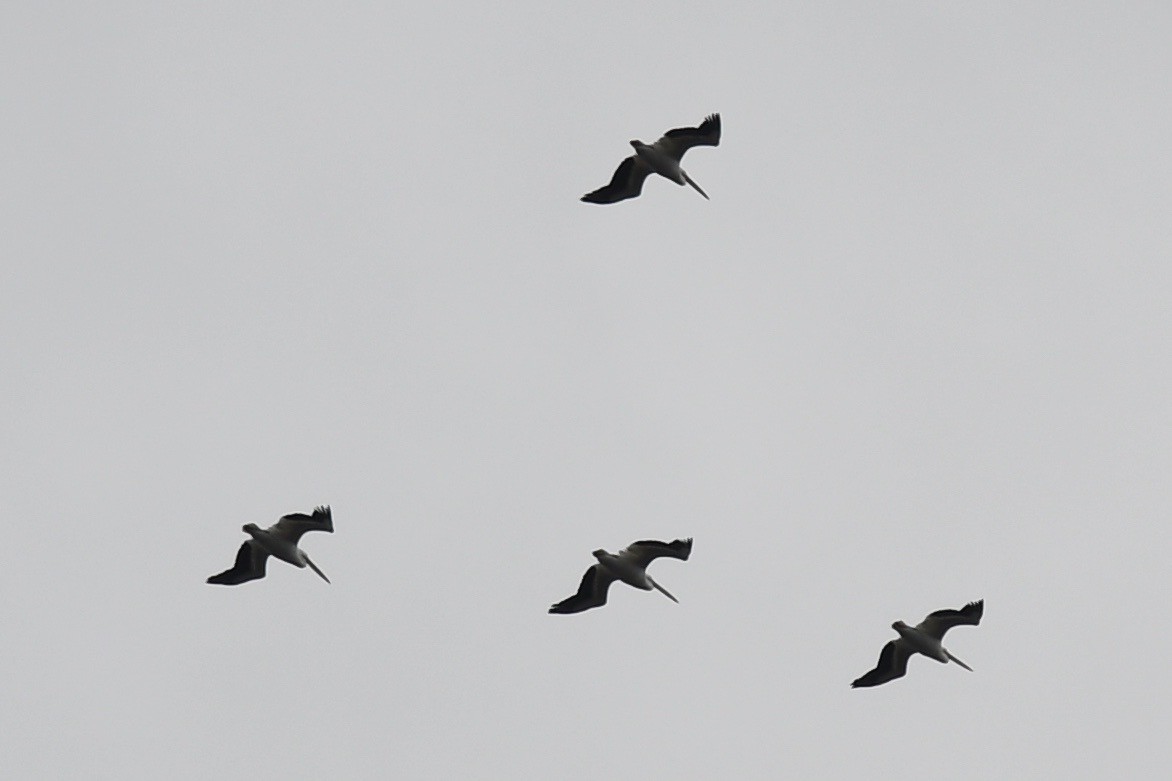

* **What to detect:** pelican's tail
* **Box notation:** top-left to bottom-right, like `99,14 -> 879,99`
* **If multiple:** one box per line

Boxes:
945,650 -> 972,671
682,172 -> 709,200
647,576 -> 679,604
303,554 -> 331,584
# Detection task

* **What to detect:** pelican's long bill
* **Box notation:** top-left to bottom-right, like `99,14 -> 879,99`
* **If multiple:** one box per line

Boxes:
647,577 -> 679,603
302,553 -> 330,584
944,650 -> 973,672
682,172 -> 709,200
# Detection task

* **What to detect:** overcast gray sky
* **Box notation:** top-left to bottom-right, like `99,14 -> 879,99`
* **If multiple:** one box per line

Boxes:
3,3 -> 1170,779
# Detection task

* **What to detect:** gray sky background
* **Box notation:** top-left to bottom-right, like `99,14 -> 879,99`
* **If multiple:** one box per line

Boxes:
3,3 -> 1170,778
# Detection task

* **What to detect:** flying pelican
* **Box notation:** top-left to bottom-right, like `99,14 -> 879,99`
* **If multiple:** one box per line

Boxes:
851,600 -> 984,687
207,506 -> 334,586
581,114 -> 721,204
549,538 -> 693,614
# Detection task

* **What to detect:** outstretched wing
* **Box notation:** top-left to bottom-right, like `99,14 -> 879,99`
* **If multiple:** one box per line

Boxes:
916,600 -> 984,641
207,540 -> 268,586
549,565 -> 617,614
621,538 -> 693,569
654,113 -> 721,161
851,639 -> 912,688
581,156 -> 653,204
269,505 -> 334,544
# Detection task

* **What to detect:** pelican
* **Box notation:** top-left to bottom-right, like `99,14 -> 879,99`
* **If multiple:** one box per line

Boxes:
581,114 -> 721,204
851,600 -> 984,687
549,538 -> 693,614
207,506 -> 334,586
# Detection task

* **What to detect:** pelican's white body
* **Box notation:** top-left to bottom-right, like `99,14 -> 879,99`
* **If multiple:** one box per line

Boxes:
594,549 -> 654,590
631,140 -> 708,198
632,142 -> 685,185
245,524 -> 310,569
894,621 -> 949,663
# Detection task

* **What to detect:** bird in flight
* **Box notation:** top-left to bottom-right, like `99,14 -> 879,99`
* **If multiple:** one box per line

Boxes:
851,600 -> 984,687
549,538 -> 693,614
581,114 -> 721,204
207,506 -> 334,586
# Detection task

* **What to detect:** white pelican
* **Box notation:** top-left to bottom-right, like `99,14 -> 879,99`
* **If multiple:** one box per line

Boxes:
207,506 -> 334,586
549,538 -> 693,614
851,600 -> 984,687
581,114 -> 721,204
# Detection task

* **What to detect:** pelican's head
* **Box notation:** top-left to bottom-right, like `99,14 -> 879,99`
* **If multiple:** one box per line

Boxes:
629,140 -> 645,150
242,522 -> 261,535
592,548 -> 608,561
892,620 -> 910,631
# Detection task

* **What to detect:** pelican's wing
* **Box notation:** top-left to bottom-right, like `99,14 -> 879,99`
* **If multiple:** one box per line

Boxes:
654,113 -> 721,161
851,639 -> 912,688
916,599 -> 984,641
269,505 -> 334,544
581,156 -> 654,204
549,564 -> 617,614
207,540 -> 268,586
621,538 -> 693,569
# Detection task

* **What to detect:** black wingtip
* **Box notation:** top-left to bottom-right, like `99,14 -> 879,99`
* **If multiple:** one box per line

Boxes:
965,599 -> 985,622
